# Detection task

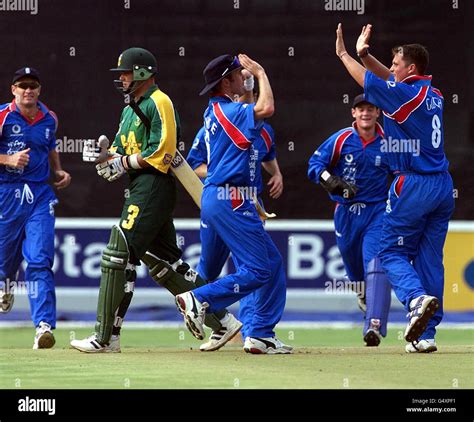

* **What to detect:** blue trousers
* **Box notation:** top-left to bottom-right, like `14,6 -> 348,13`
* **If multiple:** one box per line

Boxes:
0,182 -> 57,328
334,201 -> 386,282
379,172 -> 454,340
194,185 -> 286,338
335,200 -> 391,336
197,199 -> 285,339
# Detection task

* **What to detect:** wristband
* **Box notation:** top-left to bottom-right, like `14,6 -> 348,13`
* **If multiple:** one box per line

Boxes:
121,154 -> 142,170
244,75 -> 254,92
357,48 -> 369,58
127,153 -> 142,169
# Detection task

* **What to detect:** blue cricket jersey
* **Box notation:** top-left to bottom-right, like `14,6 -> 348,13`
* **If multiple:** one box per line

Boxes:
364,71 -> 449,174
308,122 -> 390,204
188,121 -> 276,195
202,95 -> 263,188
0,100 -> 57,183
187,126 -> 207,172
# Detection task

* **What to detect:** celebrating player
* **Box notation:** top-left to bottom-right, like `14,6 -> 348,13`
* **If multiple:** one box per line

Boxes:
308,94 -> 392,346
335,24 -> 455,352
175,54 -> 291,354
186,84 -> 284,350
0,67 -> 71,348
71,48 -> 241,353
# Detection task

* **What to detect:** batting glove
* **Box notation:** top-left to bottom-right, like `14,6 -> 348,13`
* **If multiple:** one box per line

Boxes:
83,135 -> 110,163
96,156 -> 126,182
320,170 -> 358,199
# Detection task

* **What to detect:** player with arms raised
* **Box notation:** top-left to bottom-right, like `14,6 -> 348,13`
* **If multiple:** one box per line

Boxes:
335,24 -> 454,352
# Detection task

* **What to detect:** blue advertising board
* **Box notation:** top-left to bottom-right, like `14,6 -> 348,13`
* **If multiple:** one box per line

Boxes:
50,219 -> 345,289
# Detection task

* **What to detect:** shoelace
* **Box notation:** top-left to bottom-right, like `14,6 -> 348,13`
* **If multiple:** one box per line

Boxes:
406,297 -> 425,319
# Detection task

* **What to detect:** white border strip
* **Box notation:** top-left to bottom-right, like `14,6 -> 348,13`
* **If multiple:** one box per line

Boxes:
55,218 -> 474,232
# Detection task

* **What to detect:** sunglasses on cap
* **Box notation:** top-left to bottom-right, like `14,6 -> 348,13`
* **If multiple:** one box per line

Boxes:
221,56 -> 241,77
14,81 -> 40,90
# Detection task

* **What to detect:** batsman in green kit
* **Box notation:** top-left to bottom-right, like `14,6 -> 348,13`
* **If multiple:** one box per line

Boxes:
71,48 -> 242,353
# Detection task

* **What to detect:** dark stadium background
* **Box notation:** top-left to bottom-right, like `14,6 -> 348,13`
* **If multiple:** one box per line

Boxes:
0,0 -> 472,219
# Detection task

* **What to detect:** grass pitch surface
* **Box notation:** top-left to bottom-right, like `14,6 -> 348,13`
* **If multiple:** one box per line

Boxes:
0,327 -> 472,389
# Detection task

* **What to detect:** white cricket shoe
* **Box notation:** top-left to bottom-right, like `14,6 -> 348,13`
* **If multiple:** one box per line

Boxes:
406,339 -> 437,353
175,291 -> 208,340
33,322 -> 55,349
243,336 -> 293,354
404,295 -> 439,342
70,334 -> 121,353
199,313 -> 243,352
0,289 -> 14,313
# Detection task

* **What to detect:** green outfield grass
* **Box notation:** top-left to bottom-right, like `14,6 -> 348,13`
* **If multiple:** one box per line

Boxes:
0,327 -> 472,389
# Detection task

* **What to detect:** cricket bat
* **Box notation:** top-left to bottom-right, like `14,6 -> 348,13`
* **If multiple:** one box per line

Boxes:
252,194 -> 276,221
170,151 -> 277,219
170,151 -> 203,208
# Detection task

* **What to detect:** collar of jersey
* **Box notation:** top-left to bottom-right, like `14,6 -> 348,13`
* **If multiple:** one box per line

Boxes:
138,84 -> 159,100
351,121 -> 385,146
9,100 -> 50,116
400,74 -> 432,86
209,94 -> 233,103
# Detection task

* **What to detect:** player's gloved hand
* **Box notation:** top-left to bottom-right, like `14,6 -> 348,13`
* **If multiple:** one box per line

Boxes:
96,156 -> 126,182
320,170 -> 358,199
83,135 -> 110,163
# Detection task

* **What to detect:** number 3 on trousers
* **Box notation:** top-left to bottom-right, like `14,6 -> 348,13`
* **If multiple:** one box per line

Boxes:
121,205 -> 140,230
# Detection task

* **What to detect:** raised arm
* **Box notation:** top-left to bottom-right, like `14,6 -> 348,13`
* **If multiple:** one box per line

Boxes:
336,23 -> 366,88
238,54 -> 274,120
356,24 -> 391,81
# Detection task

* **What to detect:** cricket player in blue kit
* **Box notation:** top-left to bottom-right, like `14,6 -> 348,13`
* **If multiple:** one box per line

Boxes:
187,115 -> 283,349
176,54 -> 292,354
0,67 -> 71,348
308,94 -> 392,346
336,24 -> 455,352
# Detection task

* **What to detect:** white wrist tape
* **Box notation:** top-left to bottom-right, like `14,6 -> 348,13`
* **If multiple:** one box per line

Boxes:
128,154 -> 142,169
244,75 -> 255,92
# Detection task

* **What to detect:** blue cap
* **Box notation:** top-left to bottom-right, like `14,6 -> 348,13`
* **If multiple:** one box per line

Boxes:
199,54 -> 242,96
352,93 -> 374,108
12,67 -> 40,84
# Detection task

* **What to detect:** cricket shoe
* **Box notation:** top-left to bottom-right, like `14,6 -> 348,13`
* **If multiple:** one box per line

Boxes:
0,290 -> 14,313
200,313 -> 243,352
243,336 -> 293,354
175,291 -> 208,340
363,319 -> 382,347
405,339 -> 437,353
70,334 -> 121,353
404,295 -> 439,342
33,322 -> 55,349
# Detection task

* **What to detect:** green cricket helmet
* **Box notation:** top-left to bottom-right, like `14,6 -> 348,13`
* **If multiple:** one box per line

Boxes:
111,47 -> 157,95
